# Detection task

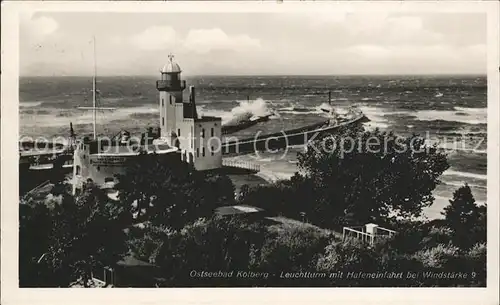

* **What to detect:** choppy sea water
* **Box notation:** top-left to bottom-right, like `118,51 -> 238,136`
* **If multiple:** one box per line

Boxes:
19,75 -> 487,219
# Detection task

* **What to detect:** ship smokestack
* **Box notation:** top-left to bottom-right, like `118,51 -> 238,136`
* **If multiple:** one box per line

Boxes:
189,86 -> 198,118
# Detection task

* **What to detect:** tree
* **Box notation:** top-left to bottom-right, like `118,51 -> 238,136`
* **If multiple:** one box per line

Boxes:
154,216 -> 268,287
125,224 -> 168,264
296,129 -> 449,227
254,226 -> 330,286
36,182 -> 128,287
238,175 -> 314,219
442,184 -> 485,249
19,198 -> 54,287
115,153 -> 235,229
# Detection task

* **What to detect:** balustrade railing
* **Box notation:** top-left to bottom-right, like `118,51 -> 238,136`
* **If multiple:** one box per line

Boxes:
222,159 -> 261,172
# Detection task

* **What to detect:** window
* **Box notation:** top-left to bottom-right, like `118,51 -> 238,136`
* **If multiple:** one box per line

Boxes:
76,165 -> 81,175
177,129 -> 180,137
202,147 -> 205,157
191,127 -> 194,148
196,148 -> 199,158
105,177 -> 114,183
211,128 -> 214,137
211,146 -> 214,156
161,98 -> 164,107
201,129 -> 205,138
162,117 -> 164,126
96,166 -> 100,171
169,96 -> 173,105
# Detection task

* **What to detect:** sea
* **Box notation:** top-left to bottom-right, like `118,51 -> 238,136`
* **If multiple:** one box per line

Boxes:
19,75 -> 487,219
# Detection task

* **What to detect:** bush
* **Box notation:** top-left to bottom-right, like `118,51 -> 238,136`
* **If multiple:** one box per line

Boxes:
316,239 -> 379,286
464,243 -> 486,287
154,216 -> 267,287
253,226 -> 329,286
413,243 -> 461,269
419,225 -> 454,250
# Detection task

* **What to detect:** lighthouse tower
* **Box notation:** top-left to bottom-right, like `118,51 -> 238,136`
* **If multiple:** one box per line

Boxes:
157,54 -> 187,146
156,55 -> 222,171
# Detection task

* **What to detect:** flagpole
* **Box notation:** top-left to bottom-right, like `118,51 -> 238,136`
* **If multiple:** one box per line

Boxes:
77,36 -> 115,136
92,36 -> 97,140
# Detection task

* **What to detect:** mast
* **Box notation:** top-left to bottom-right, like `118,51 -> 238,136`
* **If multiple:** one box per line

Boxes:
92,36 -> 97,140
77,36 -> 115,140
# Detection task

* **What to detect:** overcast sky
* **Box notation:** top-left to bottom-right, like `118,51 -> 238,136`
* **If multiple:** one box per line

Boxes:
20,12 -> 486,76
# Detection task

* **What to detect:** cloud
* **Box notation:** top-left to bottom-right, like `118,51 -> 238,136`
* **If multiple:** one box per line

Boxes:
130,26 -> 178,51
307,11 -> 348,28
306,14 -> 442,47
20,11 -> 59,44
183,28 -> 261,54
347,15 -> 443,46
463,44 -> 486,56
348,45 -> 391,58
126,26 -> 261,55
339,43 -> 486,74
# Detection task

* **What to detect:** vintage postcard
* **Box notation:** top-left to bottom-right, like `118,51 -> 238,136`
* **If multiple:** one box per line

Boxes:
1,1 -> 499,304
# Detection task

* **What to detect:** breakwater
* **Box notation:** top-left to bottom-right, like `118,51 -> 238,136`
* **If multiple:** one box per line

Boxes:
222,114 -> 367,155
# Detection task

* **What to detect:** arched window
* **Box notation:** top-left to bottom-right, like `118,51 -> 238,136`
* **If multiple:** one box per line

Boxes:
76,165 -> 81,175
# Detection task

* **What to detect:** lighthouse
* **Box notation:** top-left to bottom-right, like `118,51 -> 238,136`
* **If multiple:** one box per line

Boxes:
157,54 -> 186,146
156,55 -> 223,171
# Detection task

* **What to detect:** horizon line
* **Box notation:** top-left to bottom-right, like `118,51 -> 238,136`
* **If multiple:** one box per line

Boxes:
20,72 -> 487,78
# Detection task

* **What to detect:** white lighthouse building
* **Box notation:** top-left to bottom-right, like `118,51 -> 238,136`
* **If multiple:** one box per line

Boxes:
156,55 -> 223,171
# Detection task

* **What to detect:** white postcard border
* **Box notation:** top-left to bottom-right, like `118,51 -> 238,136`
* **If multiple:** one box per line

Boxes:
1,1 -> 499,304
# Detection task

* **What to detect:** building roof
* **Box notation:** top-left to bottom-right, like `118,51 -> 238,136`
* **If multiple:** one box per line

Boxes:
194,116 -> 222,123
117,255 -> 156,267
161,55 -> 182,73
215,205 -> 264,216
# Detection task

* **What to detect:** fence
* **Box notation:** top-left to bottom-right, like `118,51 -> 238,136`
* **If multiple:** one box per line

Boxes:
222,159 -> 261,172
342,225 -> 397,247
